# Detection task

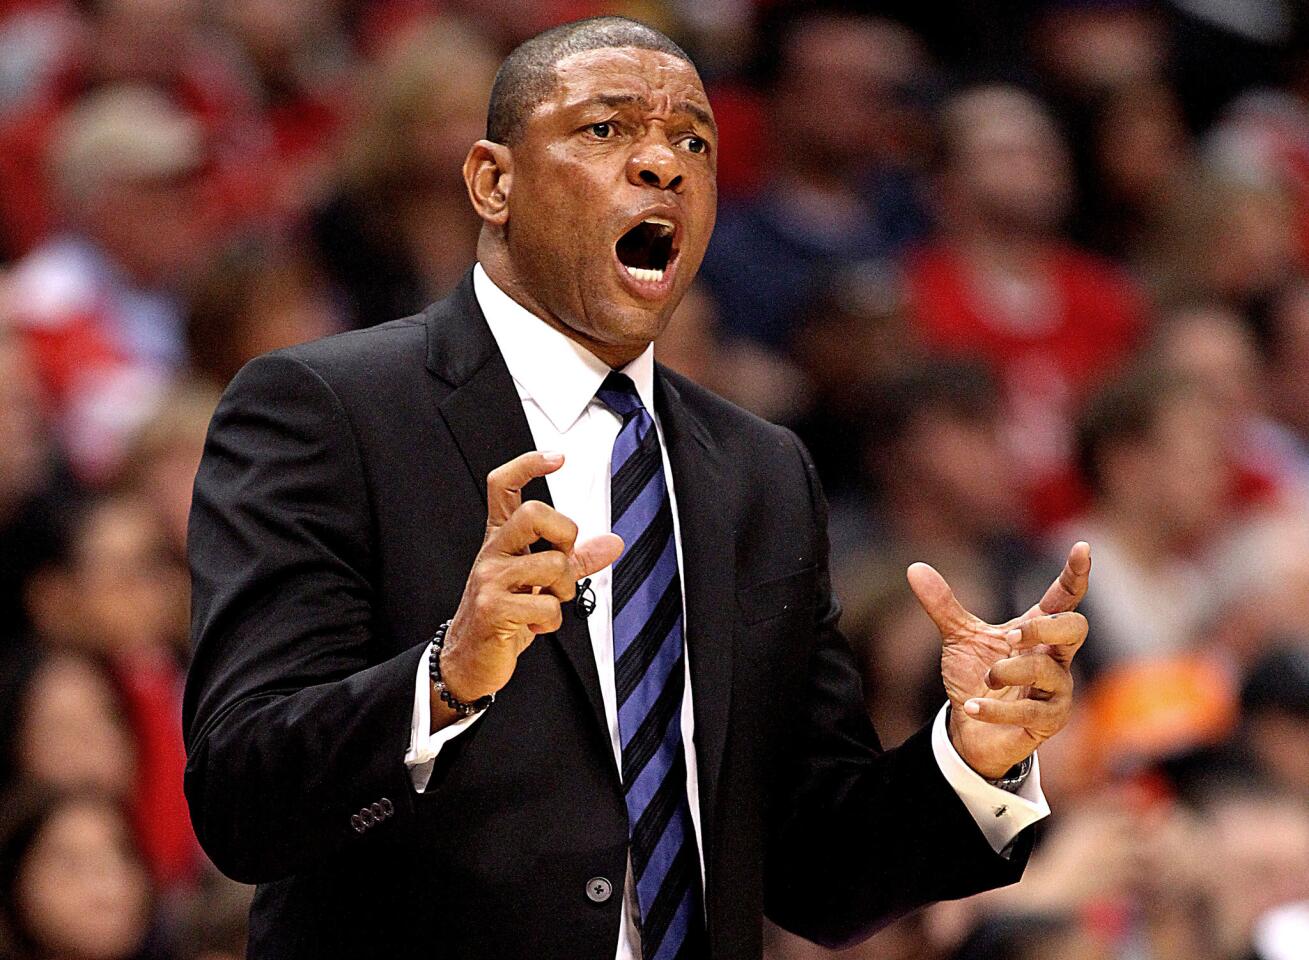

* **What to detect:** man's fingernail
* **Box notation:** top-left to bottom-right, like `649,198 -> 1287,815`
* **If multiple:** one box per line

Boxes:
541,451 -> 564,466
1005,629 -> 1022,645
964,700 -> 981,716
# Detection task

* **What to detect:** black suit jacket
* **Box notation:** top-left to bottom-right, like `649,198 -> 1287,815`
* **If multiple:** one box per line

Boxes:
183,273 -> 1031,959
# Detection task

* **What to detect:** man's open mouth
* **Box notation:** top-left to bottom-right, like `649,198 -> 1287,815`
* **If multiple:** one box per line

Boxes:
614,216 -> 680,284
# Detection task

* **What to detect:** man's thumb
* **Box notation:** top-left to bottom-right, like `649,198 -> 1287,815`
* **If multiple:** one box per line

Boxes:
572,533 -> 624,580
906,562 -> 971,636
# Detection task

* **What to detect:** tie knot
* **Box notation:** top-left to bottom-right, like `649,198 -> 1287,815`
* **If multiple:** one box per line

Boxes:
596,371 -> 645,419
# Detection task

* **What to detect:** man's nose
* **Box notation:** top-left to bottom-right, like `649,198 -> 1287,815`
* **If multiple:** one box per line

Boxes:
626,142 -> 683,192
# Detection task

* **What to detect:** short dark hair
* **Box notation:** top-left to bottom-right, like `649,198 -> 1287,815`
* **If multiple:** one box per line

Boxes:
1074,365 -> 1199,497
486,16 -> 694,145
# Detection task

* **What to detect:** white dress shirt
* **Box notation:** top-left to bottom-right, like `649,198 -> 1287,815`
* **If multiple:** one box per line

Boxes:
406,263 -> 1050,958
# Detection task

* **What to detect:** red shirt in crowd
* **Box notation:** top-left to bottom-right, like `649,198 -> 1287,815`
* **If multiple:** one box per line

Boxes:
906,242 -> 1147,530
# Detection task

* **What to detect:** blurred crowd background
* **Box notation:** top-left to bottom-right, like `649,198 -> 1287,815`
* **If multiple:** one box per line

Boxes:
0,0 -> 1308,958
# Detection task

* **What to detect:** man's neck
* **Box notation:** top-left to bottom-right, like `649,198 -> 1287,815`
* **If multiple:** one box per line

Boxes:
477,248 -> 644,370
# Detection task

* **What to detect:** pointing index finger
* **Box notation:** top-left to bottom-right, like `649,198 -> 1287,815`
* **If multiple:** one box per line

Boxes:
486,451 -> 564,529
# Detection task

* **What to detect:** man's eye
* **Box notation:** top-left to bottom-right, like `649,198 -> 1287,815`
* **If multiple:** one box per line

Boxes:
588,122 -> 613,138
681,137 -> 707,154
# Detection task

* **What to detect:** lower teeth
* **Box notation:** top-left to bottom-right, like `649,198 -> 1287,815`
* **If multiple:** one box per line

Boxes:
625,266 -> 664,282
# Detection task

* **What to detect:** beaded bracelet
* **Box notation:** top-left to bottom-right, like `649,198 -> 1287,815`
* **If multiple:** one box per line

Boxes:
429,620 -> 495,718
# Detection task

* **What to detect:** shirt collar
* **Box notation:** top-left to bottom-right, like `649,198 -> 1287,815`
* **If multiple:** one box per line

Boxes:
472,262 -> 656,433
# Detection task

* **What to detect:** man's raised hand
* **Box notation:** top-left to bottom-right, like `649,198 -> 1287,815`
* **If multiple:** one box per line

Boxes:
907,542 -> 1091,779
438,452 -> 624,713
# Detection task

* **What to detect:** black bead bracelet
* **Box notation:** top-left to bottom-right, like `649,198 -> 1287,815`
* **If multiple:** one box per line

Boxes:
429,620 -> 495,718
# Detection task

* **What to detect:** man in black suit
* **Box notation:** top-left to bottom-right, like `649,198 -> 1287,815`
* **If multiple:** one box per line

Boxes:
184,16 -> 1091,960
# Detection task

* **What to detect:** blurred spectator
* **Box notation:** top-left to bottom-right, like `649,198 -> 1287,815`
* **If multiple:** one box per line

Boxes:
1198,786 -> 1309,959
212,0 -> 353,220
907,84 -> 1146,530
1153,302 -> 1308,496
118,383 -> 220,559
0,787 -> 160,960
833,360 -> 1049,750
1074,80 -> 1193,261
0,648 -> 136,800
23,495 -> 196,888
6,85 -> 207,482
310,17 -> 498,328
787,261 -> 917,502
1068,367 -> 1231,673
839,359 -> 1039,611
186,237 -> 341,388
698,11 -> 932,350
1145,166 -> 1302,317
1033,0 -> 1169,99
0,0 -> 249,258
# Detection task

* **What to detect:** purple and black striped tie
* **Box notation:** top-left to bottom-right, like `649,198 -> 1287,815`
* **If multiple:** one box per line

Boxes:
597,372 -> 706,960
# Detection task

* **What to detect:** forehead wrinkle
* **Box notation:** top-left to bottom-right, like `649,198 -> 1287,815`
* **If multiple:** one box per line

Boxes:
551,47 -> 711,124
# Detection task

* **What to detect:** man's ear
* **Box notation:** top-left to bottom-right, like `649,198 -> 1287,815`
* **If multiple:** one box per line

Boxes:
464,140 -> 513,227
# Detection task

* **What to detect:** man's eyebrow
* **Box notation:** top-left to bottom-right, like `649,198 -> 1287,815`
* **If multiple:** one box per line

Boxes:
572,94 -> 717,133
678,100 -> 717,133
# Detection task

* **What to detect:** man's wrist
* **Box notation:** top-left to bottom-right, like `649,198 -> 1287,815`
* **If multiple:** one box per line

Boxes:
429,620 -> 495,719
945,703 -> 1030,781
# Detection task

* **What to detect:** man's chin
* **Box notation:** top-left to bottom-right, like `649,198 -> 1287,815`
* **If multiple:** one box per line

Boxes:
576,301 -> 673,364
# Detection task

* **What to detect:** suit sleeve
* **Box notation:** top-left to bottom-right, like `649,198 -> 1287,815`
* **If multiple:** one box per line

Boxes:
183,352 -> 425,884
763,430 -> 1033,949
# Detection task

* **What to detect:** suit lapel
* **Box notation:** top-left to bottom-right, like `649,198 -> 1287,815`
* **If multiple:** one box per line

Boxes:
656,369 -> 736,865
425,274 -> 612,770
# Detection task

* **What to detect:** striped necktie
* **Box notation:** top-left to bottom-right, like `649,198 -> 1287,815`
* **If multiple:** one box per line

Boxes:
596,371 -> 706,960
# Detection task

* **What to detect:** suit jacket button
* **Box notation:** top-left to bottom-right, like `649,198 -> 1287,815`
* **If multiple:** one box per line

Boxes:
360,808 -> 376,827
370,802 -> 385,821
351,814 -> 365,834
586,877 -> 612,903
380,798 -> 394,817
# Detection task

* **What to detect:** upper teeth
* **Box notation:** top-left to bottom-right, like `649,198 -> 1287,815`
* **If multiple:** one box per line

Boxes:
625,266 -> 665,283
643,217 -> 675,234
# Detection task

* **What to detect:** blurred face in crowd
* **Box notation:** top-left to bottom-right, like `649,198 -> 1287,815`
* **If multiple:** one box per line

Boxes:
33,498 -> 184,656
1159,306 -> 1260,425
774,15 -> 928,173
219,0 -> 332,75
944,87 -> 1072,237
1207,182 -> 1299,303
16,799 -> 150,960
92,0 -> 201,86
16,655 -> 136,799
88,171 -> 204,286
1036,5 -> 1167,94
898,406 -> 1019,533
472,47 -> 718,365
1100,391 -> 1228,545
1204,795 -> 1309,952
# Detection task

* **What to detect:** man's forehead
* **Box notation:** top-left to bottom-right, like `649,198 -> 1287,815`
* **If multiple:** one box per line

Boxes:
549,47 -> 708,110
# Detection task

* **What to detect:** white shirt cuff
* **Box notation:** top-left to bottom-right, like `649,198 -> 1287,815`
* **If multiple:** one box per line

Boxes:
930,703 -> 1050,855
405,641 -> 485,792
